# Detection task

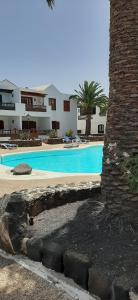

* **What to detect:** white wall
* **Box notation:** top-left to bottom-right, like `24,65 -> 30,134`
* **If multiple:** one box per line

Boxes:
37,117 -> 51,131
0,116 -> 22,130
13,89 -> 21,103
77,106 -> 107,134
44,85 -> 77,137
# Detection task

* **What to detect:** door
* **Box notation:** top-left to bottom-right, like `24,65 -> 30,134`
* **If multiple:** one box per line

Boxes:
22,121 -> 36,130
0,95 -> 2,106
98,124 -> 104,134
0,120 -> 4,130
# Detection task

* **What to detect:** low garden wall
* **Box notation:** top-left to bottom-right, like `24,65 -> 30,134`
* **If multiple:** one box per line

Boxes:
47,138 -> 63,144
80,135 -> 104,142
10,139 -> 42,147
0,182 -> 101,251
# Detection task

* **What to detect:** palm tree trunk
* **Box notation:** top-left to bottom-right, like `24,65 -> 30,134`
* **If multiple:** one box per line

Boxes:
101,0 -> 138,226
85,115 -> 91,135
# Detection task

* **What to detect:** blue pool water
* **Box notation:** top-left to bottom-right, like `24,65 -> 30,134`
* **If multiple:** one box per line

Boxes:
0,145 -> 103,174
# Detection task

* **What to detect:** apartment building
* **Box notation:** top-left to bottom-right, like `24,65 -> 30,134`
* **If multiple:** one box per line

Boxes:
77,106 -> 107,135
0,79 -> 77,137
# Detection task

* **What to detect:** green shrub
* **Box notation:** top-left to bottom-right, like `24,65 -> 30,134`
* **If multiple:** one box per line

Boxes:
65,129 -> 73,137
123,155 -> 138,193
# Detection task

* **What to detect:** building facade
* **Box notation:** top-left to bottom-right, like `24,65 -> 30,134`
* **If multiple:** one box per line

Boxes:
0,80 -> 77,137
77,106 -> 107,135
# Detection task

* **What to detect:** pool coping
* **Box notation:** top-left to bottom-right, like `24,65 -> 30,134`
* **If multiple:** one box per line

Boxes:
0,143 -> 103,181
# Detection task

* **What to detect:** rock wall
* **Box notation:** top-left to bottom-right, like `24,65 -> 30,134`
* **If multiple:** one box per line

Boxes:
0,182 -> 100,253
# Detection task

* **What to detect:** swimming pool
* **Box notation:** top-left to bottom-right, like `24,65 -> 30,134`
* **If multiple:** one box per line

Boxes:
0,145 -> 103,174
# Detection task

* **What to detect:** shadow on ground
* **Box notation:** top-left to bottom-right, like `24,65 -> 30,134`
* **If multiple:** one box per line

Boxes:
39,197 -> 138,289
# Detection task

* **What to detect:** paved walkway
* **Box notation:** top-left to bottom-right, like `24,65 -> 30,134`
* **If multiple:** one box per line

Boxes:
0,255 -> 72,300
0,250 -> 94,300
0,175 -> 100,197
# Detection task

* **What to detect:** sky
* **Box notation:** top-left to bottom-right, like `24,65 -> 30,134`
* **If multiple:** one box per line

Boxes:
0,0 -> 109,95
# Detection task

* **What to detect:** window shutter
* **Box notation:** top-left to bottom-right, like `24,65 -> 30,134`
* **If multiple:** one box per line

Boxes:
64,100 -> 70,111
49,98 -> 56,110
52,121 -> 60,130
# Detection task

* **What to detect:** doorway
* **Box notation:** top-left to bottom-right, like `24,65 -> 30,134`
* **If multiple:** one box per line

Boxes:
98,124 -> 104,134
0,120 -> 4,130
0,95 -> 2,106
22,121 -> 36,130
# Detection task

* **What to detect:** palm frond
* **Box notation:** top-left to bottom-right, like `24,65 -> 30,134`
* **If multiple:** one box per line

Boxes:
46,0 -> 55,9
70,80 -> 108,116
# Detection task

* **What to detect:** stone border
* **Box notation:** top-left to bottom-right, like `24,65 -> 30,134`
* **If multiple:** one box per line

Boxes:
26,238 -> 131,300
47,138 -> 63,144
6,139 -> 42,147
24,182 -> 101,216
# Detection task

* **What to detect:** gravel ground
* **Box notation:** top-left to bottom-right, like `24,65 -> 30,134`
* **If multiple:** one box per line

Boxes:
28,199 -> 89,238
0,256 -> 73,300
28,196 -> 138,290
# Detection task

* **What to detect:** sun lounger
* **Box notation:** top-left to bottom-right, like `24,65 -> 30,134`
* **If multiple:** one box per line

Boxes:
73,135 -> 89,144
64,143 -> 79,148
62,136 -> 72,143
0,143 -> 18,149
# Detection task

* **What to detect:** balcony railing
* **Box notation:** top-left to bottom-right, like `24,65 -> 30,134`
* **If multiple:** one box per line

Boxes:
25,104 -> 47,112
0,103 -> 15,110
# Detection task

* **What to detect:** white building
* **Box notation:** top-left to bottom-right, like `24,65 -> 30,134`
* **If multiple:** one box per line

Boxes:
33,84 -> 77,137
77,106 -> 107,135
0,79 -> 77,137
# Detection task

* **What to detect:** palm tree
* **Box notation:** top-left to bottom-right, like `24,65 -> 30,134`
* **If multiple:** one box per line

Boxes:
101,0 -> 138,227
70,81 -> 107,135
46,0 -> 55,9
46,0 -> 138,228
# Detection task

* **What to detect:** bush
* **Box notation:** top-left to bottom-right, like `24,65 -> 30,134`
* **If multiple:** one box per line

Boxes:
65,129 -> 73,137
48,130 -> 58,138
18,131 -> 31,140
122,154 -> 138,193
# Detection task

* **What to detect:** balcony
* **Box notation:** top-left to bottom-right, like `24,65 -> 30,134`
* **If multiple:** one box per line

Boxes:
25,104 -> 47,112
0,103 -> 15,110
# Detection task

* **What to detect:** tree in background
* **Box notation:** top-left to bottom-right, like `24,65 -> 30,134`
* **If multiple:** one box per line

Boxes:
70,81 -> 107,135
46,0 -> 55,9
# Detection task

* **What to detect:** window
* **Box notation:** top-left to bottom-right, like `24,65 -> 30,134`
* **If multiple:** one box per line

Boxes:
64,100 -> 70,112
98,124 -> 104,134
21,97 -> 33,106
22,121 -> 36,130
52,121 -> 60,130
92,107 -> 96,114
0,95 -> 2,105
49,98 -> 56,110
77,130 -> 82,134
0,120 -> 4,130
